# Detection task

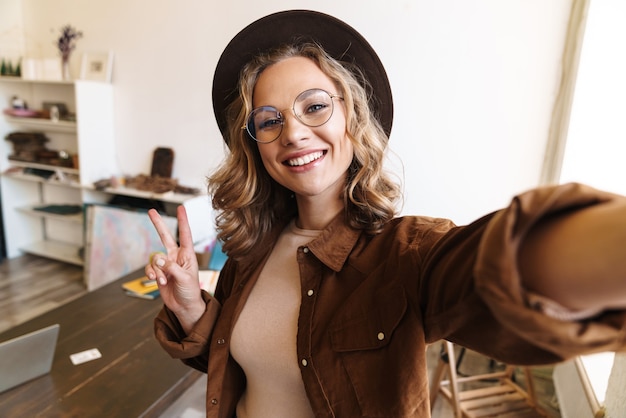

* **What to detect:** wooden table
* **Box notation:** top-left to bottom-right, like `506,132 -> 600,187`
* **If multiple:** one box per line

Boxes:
0,269 -> 202,417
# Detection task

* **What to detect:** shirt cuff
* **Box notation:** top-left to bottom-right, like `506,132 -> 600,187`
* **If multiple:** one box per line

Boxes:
475,183 -> 626,358
154,290 -> 222,359
526,291 -> 603,321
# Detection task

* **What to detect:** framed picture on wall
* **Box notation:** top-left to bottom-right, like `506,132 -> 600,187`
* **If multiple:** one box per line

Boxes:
80,51 -> 114,82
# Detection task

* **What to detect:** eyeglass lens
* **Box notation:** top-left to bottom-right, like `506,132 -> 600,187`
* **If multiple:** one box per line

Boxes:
246,89 -> 337,143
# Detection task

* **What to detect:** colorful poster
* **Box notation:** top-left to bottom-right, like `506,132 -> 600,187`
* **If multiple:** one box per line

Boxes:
84,204 -> 177,291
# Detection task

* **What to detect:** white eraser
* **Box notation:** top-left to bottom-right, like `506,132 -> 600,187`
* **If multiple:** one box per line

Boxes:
70,348 -> 102,365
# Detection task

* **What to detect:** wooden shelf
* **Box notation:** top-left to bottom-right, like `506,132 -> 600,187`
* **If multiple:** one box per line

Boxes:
20,240 -> 84,266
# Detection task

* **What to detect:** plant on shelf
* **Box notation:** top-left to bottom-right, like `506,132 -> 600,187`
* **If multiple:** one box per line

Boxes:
55,24 -> 83,80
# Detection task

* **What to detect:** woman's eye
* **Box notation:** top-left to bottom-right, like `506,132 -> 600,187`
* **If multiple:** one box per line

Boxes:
258,118 -> 282,130
305,102 -> 328,114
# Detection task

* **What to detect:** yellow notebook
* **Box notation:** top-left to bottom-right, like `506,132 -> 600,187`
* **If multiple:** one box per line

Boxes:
121,277 -> 160,299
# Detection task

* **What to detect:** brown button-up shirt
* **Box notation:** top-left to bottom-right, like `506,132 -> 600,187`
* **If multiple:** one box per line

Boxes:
155,183 -> 626,417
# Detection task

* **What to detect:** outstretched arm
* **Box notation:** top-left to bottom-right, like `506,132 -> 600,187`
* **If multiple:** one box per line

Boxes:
519,198 -> 626,313
145,205 -> 205,334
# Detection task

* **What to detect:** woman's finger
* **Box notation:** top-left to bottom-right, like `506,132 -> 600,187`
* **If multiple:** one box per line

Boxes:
144,263 -> 156,280
145,257 -> 168,285
176,205 -> 195,251
148,208 -> 178,254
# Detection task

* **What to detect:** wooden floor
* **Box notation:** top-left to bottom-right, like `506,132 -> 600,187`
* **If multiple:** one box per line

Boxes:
0,254 -> 562,417
0,254 -> 85,333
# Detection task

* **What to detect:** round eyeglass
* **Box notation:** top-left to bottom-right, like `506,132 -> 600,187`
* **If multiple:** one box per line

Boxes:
242,88 -> 344,143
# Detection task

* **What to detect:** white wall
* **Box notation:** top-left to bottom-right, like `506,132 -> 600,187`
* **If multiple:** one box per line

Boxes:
0,0 -> 23,60
4,0 -> 573,225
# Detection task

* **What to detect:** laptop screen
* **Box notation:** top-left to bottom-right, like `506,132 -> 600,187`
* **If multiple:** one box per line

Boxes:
0,324 -> 60,393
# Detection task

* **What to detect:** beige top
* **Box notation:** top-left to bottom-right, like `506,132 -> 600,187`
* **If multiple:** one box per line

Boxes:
230,221 -> 320,418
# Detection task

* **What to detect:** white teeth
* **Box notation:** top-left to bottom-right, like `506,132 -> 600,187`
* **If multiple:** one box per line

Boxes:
287,151 -> 323,166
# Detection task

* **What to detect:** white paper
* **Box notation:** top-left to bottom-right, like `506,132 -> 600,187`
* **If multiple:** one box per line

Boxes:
70,348 -> 102,365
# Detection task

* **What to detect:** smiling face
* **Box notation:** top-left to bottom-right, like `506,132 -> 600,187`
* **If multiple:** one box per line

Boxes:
252,56 -> 354,206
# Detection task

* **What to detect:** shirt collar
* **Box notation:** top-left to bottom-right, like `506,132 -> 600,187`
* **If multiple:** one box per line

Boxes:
235,212 -> 361,278
307,212 -> 361,272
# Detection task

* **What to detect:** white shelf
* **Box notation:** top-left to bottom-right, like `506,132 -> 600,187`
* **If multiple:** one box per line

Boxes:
3,167 -> 201,203
3,115 -> 77,133
17,205 -> 83,223
1,169 -> 82,188
6,160 -> 79,175
98,185 -> 200,204
0,77 -> 74,85
20,240 -> 84,266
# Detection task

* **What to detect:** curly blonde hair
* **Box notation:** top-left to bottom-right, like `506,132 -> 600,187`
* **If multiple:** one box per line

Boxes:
208,42 -> 401,259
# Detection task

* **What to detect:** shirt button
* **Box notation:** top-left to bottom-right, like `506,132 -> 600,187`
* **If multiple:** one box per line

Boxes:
307,289 -> 314,297
217,338 -> 225,345
211,398 -> 218,405
303,247 -> 310,253
377,332 -> 385,341
301,359 -> 308,367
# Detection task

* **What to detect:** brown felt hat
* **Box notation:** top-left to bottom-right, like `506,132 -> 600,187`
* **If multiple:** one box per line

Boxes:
212,9 -> 393,144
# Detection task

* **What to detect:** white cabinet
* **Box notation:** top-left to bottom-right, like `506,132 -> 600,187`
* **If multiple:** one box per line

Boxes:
0,78 -> 116,265
0,77 -> 211,275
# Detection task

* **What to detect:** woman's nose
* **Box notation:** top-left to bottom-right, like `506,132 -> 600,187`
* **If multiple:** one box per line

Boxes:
279,111 -> 308,145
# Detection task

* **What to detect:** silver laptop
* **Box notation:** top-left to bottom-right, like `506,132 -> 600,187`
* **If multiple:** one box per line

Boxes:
0,324 -> 60,393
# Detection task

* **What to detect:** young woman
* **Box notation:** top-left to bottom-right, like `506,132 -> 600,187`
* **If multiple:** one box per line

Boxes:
146,10 -> 626,418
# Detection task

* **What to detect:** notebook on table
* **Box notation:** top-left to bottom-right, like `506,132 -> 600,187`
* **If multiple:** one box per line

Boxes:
0,324 -> 60,393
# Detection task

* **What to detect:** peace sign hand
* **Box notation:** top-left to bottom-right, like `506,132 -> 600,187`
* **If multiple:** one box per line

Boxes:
145,205 -> 205,334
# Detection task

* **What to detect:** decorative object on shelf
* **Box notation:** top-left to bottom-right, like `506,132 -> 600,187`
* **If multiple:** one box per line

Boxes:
3,99 -> 75,121
3,108 -> 41,118
125,174 -> 182,193
5,131 -> 74,167
93,174 -> 200,195
151,147 -> 174,178
22,167 -> 55,179
0,58 -> 20,77
19,58 -> 64,81
49,106 -> 60,122
20,58 -> 37,80
5,132 -> 49,162
33,204 -> 83,215
80,51 -> 114,82
11,95 -> 28,110
42,102 -> 70,121
55,24 -> 83,81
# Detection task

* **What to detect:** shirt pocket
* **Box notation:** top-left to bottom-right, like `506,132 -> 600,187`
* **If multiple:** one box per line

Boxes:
330,284 -> 424,417
330,284 -> 406,351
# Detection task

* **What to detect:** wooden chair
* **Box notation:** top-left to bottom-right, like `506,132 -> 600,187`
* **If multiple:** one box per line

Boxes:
430,341 -> 548,418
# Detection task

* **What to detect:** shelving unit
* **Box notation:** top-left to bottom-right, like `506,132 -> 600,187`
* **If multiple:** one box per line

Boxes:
0,77 -> 116,265
0,77 -> 209,279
